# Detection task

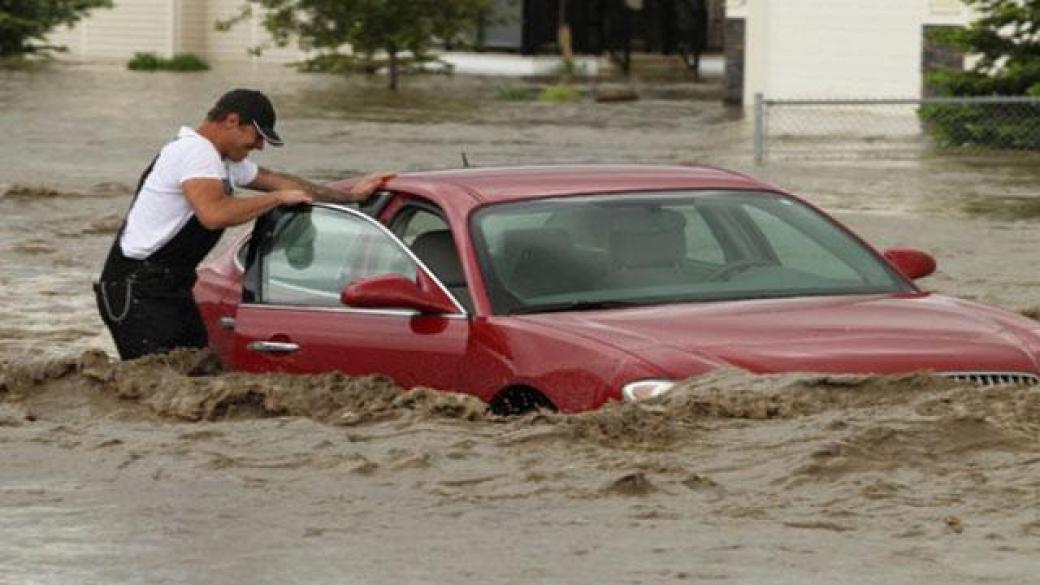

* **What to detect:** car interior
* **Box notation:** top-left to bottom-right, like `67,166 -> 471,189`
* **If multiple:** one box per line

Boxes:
409,229 -> 474,313
491,206 -> 717,301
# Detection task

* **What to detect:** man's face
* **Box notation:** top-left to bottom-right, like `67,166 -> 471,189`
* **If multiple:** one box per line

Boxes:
223,114 -> 264,161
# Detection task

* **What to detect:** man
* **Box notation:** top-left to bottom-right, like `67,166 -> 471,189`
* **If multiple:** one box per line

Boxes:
95,88 -> 394,360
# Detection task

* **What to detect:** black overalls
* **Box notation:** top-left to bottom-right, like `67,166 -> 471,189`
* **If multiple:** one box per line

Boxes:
94,157 -> 228,360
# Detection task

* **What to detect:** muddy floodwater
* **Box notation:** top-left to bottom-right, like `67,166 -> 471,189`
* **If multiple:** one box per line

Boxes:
3,62 -> 1040,584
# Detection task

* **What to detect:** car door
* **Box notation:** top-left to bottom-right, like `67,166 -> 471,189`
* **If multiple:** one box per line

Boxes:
231,204 -> 470,392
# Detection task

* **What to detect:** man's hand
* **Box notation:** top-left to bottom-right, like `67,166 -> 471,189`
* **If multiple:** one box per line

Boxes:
348,171 -> 396,203
275,189 -> 314,206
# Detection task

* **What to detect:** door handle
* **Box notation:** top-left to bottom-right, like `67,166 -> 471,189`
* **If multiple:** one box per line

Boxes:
219,316 -> 236,330
247,341 -> 300,354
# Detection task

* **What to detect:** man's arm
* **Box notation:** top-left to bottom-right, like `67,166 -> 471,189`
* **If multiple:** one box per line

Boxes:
183,178 -> 312,230
247,167 -> 396,203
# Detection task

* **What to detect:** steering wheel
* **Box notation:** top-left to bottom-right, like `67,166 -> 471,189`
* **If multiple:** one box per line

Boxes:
705,259 -> 773,282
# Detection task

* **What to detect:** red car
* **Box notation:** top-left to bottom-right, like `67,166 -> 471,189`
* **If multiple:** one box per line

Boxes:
195,164 -> 1040,414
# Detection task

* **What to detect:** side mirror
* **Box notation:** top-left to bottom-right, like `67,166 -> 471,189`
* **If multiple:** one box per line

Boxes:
341,272 -> 457,314
883,248 -> 937,281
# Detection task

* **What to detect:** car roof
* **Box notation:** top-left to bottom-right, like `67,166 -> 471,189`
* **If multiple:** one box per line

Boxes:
380,164 -> 778,209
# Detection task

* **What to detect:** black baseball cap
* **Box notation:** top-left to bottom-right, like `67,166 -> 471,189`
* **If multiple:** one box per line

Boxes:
212,88 -> 284,147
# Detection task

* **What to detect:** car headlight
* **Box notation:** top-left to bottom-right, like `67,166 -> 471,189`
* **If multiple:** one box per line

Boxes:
621,379 -> 677,402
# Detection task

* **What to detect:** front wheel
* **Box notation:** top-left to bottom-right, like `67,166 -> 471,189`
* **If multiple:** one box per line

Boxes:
489,387 -> 557,416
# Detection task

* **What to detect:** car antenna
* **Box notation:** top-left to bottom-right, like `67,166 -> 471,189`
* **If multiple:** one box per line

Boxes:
461,151 -> 471,168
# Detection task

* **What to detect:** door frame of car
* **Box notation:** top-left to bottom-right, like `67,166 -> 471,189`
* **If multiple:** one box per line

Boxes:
239,202 -> 470,317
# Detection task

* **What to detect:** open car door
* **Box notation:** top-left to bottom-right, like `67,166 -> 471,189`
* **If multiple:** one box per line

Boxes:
231,204 -> 470,392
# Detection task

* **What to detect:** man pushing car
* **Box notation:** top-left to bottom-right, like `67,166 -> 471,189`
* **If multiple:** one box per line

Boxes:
95,88 -> 394,360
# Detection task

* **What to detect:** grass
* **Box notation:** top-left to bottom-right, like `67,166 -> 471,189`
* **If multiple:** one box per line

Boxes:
496,84 -> 536,101
127,52 -> 209,72
0,54 -> 51,70
538,84 -> 583,103
960,195 -> 1040,221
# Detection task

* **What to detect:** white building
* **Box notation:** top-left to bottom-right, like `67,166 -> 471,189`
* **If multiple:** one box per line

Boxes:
44,0 -> 601,75
725,0 -> 972,104
47,0 -> 306,64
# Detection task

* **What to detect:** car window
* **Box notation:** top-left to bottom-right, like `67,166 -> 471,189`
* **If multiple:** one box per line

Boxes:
741,204 -> 860,281
677,206 -> 726,264
539,204 -> 725,264
397,208 -> 449,245
260,207 -> 417,306
392,204 -> 473,312
471,190 -> 910,315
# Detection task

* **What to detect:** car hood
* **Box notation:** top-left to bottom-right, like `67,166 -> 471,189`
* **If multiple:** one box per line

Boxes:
516,294 -> 1040,376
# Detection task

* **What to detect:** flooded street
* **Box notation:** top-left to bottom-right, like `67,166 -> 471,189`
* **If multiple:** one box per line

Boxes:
3,62 -> 1040,583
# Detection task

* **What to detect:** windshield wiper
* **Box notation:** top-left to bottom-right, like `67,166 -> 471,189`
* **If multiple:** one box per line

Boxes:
511,300 -> 645,315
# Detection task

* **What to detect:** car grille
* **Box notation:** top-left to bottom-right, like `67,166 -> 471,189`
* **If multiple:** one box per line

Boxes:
941,372 -> 1040,387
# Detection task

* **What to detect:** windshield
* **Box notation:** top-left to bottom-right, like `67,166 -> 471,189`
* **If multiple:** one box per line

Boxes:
471,190 -> 912,315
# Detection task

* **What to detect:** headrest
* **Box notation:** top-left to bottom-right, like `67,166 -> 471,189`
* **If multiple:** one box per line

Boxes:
608,208 -> 687,268
498,227 -> 575,296
411,230 -> 464,286
500,227 -> 574,265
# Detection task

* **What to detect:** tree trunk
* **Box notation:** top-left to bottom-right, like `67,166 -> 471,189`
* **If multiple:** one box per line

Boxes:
558,0 -> 574,65
388,50 -> 399,91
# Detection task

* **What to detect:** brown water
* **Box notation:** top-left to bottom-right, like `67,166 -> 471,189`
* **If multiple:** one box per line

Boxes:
3,62 -> 1040,584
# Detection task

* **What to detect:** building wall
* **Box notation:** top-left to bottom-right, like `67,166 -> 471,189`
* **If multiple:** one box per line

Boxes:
724,0 -> 748,20
202,0 -> 311,64
179,0 -> 209,55
49,0 -> 172,60
750,0 -> 926,102
203,0 -> 256,62
729,0 -> 972,104
927,0 -> 971,24
46,0 -> 308,63
46,18 -> 86,56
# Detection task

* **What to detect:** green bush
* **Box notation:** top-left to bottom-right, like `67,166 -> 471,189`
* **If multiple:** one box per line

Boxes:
0,54 -> 50,70
919,102 -> 1040,150
166,53 -> 209,71
127,52 -> 209,72
538,84 -> 583,103
496,84 -> 536,101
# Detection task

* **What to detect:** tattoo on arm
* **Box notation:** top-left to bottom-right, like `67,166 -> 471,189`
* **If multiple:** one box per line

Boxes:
258,167 -> 347,202
288,174 -> 345,201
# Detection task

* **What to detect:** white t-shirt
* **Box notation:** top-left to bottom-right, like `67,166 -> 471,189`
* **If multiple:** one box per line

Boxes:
120,126 -> 259,259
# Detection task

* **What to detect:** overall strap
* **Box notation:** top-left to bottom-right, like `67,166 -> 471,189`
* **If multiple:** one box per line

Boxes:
115,154 -> 161,242
96,153 -> 163,322
99,154 -> 160,283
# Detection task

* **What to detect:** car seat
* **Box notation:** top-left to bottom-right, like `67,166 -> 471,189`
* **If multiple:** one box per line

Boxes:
605,208 -> 688,288
410,230 -> 473,313
500,226 -> 591,299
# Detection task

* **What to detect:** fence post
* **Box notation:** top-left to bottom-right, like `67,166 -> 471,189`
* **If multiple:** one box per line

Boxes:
753,92 -> 766,165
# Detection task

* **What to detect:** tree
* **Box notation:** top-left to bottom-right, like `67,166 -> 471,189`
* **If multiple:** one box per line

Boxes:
0,0 -> 112,59
927,0 -> 1040,97
922,0 -> 1040,149
219,0 -> 493,90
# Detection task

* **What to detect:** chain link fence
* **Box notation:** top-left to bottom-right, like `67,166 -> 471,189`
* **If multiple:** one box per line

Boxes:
753,94 -> 1040,164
